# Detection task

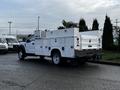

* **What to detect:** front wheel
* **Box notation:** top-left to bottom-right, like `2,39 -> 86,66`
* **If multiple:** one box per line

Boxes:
18,49 -> 26,60
52,52 -> 61,65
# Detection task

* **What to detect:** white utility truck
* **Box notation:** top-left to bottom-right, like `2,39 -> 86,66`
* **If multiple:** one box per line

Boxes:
18,28 -> 102,65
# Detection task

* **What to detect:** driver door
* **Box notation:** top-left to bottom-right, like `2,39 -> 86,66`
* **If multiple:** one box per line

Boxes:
25,40 -> 35,54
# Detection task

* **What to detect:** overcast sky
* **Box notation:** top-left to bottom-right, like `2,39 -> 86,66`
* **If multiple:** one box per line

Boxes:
0,0 -> 120,34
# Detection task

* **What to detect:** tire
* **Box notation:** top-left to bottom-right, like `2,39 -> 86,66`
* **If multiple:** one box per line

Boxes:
18,48 -> 26,60
52,51 -> 61,65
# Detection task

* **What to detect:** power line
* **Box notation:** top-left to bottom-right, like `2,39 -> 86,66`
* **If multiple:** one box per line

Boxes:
114,19 -> 120,27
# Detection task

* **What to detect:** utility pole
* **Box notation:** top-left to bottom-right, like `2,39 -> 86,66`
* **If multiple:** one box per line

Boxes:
114,19 -> 120,32
114,19 -> 120,49
38,16 -> 40,30
8,21 -> 12,35
114,19 -> 120,27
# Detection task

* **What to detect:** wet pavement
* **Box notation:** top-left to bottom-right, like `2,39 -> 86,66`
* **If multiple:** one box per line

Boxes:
0,53 -> 120,90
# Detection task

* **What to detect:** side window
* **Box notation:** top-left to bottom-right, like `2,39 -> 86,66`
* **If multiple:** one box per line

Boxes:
26,35 -> 35,43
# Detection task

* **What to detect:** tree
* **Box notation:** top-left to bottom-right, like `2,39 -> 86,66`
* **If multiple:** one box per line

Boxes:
79,19 -> 88,32
114,26 -> 120,50
62,20 -> 67,28
62,20 -> 77,28
92,19 -> 99,30
118,28 -> 120,50
102,15 -> 113,50
57,26 -> 65,30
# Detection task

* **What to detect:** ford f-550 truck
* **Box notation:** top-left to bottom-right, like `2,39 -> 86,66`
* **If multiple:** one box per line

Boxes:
18,28 -> 102,65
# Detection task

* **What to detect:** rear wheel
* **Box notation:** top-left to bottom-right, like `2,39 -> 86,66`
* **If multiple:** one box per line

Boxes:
52,51 -> 61,65
18,49 -> 26,60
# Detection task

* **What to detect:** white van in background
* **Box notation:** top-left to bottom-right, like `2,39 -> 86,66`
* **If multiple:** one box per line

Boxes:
0,36 -> 8,53
3,35 -> 19,51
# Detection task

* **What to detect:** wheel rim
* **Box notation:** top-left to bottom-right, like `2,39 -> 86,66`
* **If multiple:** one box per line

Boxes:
53,54 -> 60,65
18,51 -> 23,59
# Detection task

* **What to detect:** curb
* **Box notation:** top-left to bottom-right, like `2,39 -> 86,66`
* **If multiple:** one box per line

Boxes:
88,61 -> 120,66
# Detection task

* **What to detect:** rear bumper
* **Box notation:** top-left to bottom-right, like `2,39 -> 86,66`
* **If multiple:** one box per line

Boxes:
75,49 -> 102,58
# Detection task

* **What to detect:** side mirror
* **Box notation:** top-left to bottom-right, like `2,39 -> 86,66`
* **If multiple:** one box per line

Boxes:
26,39 -> 31,43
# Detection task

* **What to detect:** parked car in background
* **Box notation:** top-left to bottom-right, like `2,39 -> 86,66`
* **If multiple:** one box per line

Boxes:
3,35 -> 19,51
0,36 -> 8,53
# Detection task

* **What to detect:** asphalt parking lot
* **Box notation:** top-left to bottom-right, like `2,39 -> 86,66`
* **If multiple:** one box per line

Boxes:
0,53 -> 120,90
